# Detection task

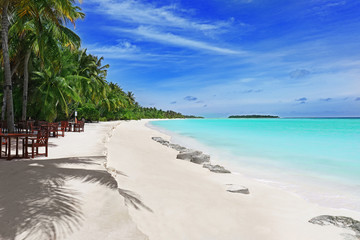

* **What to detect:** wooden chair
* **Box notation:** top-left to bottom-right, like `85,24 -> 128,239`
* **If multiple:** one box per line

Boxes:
0,121 -> 7,133
22,129 -> 48,158
30,122 -> 40,134
74,121 -> 84,132
0,129 -> 8,156
16,121 -> 26,133
58,121 -> 68,137
49,123 -> 59,138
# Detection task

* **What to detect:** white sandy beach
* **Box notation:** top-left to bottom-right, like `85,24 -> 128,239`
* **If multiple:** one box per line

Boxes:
108,120 -> 360,240
0,122 -> 147,240
1,120 -> 360,240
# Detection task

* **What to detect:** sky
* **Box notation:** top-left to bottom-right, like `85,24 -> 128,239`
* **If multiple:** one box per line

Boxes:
74,0 -> 360,117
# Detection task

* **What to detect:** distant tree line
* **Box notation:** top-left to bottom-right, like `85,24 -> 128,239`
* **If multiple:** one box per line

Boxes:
228,115 -> 279,118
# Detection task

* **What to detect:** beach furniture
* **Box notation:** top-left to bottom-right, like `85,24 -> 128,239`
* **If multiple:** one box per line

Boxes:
58,121 -> 68,137
0,121 -> 7,133
22,129 -> 48,158
49,123 -> 59,137
67,122 -> 74,132
0,129 -> 8,157
15,120 -> 35,134
15,121 -> 26,133
74,121 -> 84,132
39,123 -> 58,138
0,132 -> 34,160
29,122 -> 40,134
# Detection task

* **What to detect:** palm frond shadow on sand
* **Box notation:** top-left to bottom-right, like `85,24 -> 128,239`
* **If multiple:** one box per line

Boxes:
0,156 -> 151,240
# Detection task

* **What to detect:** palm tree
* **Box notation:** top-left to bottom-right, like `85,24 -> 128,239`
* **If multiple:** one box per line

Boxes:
1,0 -> 84,129
127,91 -> 136,105
1,0 -> 15,132
32,65 -> 81,122
12,0 -> 83,121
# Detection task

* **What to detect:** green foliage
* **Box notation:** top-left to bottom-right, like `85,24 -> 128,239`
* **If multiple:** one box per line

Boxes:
78,104 -> 100,122
99,117 -> 107,122
228,115 -> 279,118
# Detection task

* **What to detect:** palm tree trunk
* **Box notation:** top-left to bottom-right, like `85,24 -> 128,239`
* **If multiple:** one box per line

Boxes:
1,91 -> 6,121
1,62 -> 18,121
1,0 -> 15,132
22,50 -> 31,121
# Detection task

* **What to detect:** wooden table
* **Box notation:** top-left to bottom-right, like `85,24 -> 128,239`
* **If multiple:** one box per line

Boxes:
0,133 -> 35,160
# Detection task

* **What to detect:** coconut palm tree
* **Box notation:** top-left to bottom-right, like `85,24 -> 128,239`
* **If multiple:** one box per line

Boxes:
1,0 -> 15,132
11,0 -> 83,121
1,0 -> 83,129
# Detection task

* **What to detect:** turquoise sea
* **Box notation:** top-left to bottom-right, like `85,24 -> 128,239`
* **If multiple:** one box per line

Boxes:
150,118 -> 360,211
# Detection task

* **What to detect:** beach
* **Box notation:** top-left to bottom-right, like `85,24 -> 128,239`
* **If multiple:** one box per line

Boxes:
0,122 -> 147,240
107,120 -> 360,240
1,120 -> 360,240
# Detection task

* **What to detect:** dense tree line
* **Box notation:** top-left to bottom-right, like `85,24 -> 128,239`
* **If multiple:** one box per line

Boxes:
0,1 -> 194,131
228,115 -> 279,118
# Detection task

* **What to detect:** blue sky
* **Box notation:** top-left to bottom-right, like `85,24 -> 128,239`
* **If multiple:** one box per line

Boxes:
74,0 -> 360,117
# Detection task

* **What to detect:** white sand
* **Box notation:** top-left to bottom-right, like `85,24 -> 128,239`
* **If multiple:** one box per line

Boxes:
107,120 -> 360,240
2,120 -> 359,240
0,122 -> 147,240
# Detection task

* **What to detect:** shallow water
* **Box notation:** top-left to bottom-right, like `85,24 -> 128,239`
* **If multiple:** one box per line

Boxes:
150,118 -> 360,211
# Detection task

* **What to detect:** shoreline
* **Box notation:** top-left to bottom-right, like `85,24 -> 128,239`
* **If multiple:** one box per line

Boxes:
107,119 -> 360,240
148,119 -> 360,213
2,120 -> 359,239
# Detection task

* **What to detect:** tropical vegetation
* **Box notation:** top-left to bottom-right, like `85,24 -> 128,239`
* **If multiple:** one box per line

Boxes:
228,115 -> 279,118
0,0 -> 195,132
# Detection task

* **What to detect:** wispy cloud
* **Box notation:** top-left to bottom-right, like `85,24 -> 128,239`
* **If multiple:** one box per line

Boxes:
242,89 -> 263,93
170,101 -> 177,104
184,96 -> 198,101
355,97 -> 360,101
86,0 -> 232,33
320,98 -> 332,102
84,0 -> 243,55
290,69 -> 311,79
295,97 -> 308,104
87,41 -> 140,59
118,26 -> 243,54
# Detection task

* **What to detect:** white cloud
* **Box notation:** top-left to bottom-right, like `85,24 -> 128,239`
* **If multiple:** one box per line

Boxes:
90,41 -> 137,54
86,0 -> 231,33
86,41 -> 143,60
118,26 -> 244,55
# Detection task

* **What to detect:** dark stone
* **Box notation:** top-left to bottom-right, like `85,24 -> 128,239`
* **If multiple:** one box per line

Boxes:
191,154 -> 210,164
151,136 -> 171,146
226,184 -> 250,194
151,137 -> 164,142
169,144 -> 187,151
309,215 -> 360,237
176,150 -> 202,160
203,164 -> 231,173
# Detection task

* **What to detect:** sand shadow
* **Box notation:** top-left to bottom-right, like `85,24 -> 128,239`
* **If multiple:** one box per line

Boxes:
118,188 -> 153,212
0,156 -> 118,240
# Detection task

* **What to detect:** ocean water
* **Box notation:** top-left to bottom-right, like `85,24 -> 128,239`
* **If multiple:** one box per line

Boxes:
150,118 -> 360,211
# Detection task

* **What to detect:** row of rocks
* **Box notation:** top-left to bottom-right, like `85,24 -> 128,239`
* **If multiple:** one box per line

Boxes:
309,215 -> 360,239
152,137 -> 231,173
203,163 -> 231,173
176,149 -> 210,164
151,136 -> 249,194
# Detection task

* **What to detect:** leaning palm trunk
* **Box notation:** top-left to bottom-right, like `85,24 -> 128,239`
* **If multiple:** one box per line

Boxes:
22,50 -> 31,121
1,91 -> 6,121
1,0 -> 15,132
1,61 -> 19,121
